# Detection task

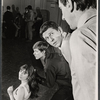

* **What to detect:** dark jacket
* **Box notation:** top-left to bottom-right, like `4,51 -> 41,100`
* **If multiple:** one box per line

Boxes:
36,46 -> 72,88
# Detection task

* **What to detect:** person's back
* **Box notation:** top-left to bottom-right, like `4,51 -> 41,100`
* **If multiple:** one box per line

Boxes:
3,11 -> 13,23
69,8 -> 96,100
3,6 -> 13,23
3,6 -> 15,39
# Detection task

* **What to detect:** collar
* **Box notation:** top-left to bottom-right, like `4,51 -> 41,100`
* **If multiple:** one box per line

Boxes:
77,8 -> 97,28
58,32 -> 71,50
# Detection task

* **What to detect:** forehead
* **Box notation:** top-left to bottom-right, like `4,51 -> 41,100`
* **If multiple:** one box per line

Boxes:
58,0 -> 66,9
43,28 -> 57,37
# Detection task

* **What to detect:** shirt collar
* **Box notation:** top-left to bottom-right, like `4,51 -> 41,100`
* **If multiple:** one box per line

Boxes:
77,8 -> 97,28
58,32 -> 71,50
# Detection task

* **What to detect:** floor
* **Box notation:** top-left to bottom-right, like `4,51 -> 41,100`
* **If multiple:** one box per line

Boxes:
2,38 -> 58,100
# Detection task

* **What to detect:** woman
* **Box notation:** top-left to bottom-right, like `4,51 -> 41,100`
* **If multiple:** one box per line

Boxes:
33,41 -> 74,100
7,64 -> 39,100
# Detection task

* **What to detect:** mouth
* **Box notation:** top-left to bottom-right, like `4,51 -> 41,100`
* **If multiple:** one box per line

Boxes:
53,41 -> 57,46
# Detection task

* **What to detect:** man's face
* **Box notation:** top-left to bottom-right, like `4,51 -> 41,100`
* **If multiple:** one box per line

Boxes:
59,0 -> 77,29
42,28 -> 62,47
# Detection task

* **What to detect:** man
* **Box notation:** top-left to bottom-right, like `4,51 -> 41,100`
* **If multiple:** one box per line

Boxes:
33,41 -> 74,100
58,0 -> 97,100
39,0 -> 97,99
26,5 -> 34,41
3,6 -> 15,39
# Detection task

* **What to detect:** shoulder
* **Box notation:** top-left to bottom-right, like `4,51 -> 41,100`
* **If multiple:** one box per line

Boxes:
18,86 -> 25,93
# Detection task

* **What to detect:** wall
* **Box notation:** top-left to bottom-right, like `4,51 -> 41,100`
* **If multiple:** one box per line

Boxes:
2,0 -> 20,13
46,1 -> 59,24
2,0 -> 35,14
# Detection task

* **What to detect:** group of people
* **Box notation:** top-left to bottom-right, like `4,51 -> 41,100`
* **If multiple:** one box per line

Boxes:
7,0 -> 97,100
23,5 -> 43,41
3,5 -> 43,40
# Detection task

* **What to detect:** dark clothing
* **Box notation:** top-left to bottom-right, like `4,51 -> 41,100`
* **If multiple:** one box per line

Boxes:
51,85 -> 73,100
37,46 -> 74,100
3,11 -> 13,22
45,54 -> 72,88
3,11 -> 16,38
32,12 -> 43,38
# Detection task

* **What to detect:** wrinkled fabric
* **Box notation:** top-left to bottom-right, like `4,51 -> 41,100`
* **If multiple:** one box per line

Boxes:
70,8 -> 97,100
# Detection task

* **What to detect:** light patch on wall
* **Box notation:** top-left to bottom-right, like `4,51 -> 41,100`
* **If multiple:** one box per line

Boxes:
2,0 -> 3,6
50,3 -> 55,8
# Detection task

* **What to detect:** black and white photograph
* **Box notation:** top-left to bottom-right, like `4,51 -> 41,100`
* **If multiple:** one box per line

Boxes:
2,0 -> 98,100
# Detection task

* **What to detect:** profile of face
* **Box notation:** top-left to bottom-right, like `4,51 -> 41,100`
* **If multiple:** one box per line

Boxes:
18,68 -> 28,81
42,28 -> 63,47
33,49 -> 45,59
59,0 -> 77,29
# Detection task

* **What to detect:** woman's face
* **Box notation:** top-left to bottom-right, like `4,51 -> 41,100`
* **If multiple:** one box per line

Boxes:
33,49 -> 45,59
18,69 -> 28,81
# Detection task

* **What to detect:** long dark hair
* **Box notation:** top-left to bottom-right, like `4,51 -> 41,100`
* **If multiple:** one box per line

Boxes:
20,64 -> 39,99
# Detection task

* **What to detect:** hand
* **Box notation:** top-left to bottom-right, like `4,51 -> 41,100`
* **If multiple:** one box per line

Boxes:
7,86 -> 14,95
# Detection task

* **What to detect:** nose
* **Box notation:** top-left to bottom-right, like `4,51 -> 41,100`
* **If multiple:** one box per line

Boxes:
33,51 -> 36,55
49,36 -> 54,42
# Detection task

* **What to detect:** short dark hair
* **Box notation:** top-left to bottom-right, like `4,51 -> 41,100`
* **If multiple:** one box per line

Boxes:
7,6 -> 11,10
28,5 -> 32,10
40,21 -> 59,38
59,0 -> 96,11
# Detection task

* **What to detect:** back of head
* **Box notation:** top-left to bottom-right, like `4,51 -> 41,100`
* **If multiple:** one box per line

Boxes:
7,6 -> 11,10
40,21 -> 59,38
59,0 -> 96,11
28,5 -> 32,10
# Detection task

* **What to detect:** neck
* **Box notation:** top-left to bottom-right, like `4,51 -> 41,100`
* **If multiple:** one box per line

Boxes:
41,54 -> 46,60
74,10 -> 86,27
21,80 -> 28,84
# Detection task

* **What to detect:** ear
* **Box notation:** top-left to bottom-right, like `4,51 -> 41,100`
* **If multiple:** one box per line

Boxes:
66,0 -> 74,12
58,26 -> 63,34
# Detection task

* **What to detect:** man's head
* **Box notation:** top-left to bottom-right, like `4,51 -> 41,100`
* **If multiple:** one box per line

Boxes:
27,5 -> 32,10
58,0 -> 96,29
40,21 -> 64,48
7,6 -> 11,10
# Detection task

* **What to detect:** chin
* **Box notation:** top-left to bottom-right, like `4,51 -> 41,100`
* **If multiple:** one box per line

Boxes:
36,57 -> 39,60
70,25 -> 77,30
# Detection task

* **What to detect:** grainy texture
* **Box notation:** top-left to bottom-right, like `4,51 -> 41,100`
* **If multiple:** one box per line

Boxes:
2,38 -> 58,100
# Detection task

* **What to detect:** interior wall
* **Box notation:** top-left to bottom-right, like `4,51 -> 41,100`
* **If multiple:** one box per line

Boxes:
2,0 -> 20,13
46,1 -> 59,24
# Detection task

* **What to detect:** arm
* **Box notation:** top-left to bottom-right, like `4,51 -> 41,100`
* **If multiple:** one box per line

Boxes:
7,86 -> 15,100
36,65 -> 56,88
45,66 -> 56,88
7,86 -> 25,100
